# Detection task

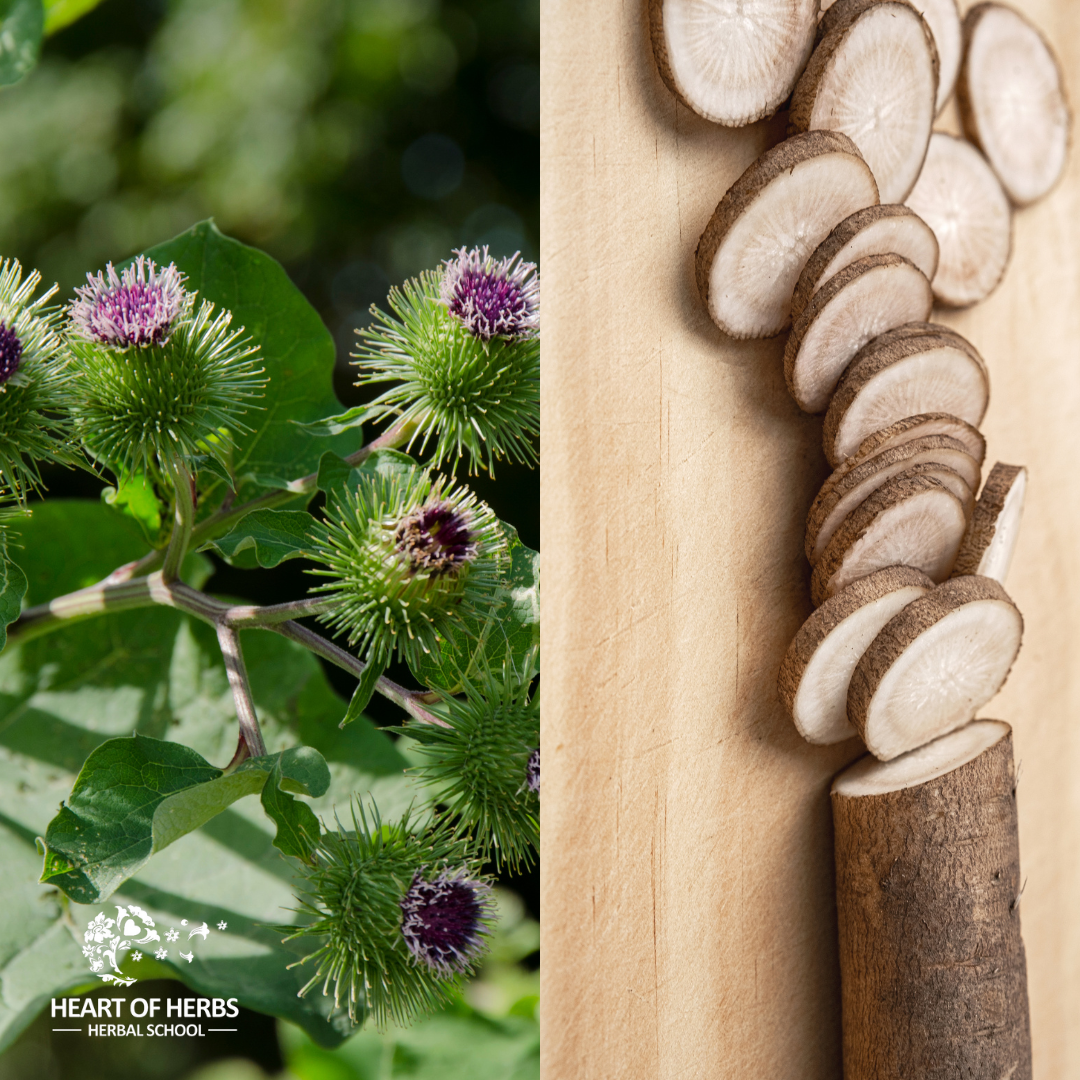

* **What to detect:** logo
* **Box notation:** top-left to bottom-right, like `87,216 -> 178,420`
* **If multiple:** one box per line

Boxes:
82,906 -> 226,987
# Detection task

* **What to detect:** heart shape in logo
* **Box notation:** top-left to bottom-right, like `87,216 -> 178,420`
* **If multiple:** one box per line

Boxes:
123,919 -> 141,938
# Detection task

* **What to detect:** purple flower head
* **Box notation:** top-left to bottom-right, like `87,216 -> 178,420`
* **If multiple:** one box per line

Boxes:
394,499 -> 477,578
0,323 -> 23,385
526,747 -> 540,794
440,246 -> 539,341
70,256 -> 189,349
400,870 -> 493,976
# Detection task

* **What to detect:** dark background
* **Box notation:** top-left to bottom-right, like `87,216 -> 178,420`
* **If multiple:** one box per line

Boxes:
0,0 -> 539,1074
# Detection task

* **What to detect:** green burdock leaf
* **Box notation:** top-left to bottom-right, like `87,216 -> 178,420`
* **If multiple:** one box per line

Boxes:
0,551 -> 27,652
101,471 -> 164,547
43,0 -> 107,35
0,0 -> 43,86
315,448 -> 418,506
410,524 -> 540,693
293,404 -> 376,438
207,508 -> 330,569
341,657 -> 387,728
0,500 -> 417,1050
139,221 -> 358,506
38,737 -> 331,904
260,757 -> 322,860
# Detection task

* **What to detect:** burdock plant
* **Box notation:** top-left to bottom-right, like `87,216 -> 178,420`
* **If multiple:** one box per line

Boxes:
67,256 -> 265,478
352,247 -> 540,473
0,259 -> 76,501
6,228 -> 540,1039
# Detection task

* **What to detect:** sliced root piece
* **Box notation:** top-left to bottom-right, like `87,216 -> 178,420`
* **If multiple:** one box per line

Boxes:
905,132 -> 1012,307
811,472 -> 966,606
833,721 -> 1031,1076
953,462 -> 1027,583
779,566 -> 933,745
649,0 -> 818,127
830,410 -> 985,469
823,324 -> 989,465
696,132 -> 878,338
790,205 -> 939,324
806,434 -> 979,563
848,575 -> 1023,760
784,254 -> 933,413
790,1 -> 938,203
958,3 -> 1070,206
913,0 -> 962,113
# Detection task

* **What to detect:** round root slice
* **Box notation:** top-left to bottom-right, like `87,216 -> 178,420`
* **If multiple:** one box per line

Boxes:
779,566 -> 933,745
811,472 -> 966,606
649,0 -> 818,128
823,325 -> 989,465
832,716 -> 1011,796
905,132 -> 1012,307
784,254 -> 933,413
958,3 -> 1070,206
790,204 -> 939,324
696,132 -> 879,339
832,721 -> 1032,1077
806,434 -> 979,563
817,0 -> 961,115
789,1 -> 938,204
952,462 -> 1027,583
830,410 -> 986,468
914,0 -> 962,113
848,575 -> 1023,760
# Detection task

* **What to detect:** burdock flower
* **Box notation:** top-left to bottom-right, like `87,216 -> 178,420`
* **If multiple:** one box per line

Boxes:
439,247 -> 539,341
352,249 -> 540,475
0,323 -> 23,384
286,803 -> 494,1027
0,259 -> 76,501
67,260 -> 264,475
400,870 -> 494,976
410,660 -> 540,870
310,466 -> 505,667
69,257 -> 190,349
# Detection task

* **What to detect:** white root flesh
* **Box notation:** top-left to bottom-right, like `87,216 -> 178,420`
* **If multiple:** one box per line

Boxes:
785,254 -> 933,413
848,576 -> 1023,761
807,436 -> 979,564
914,0 -> 962,114
953,462 -> 1027,584
790,1 -> 938,203
958,3 -> 1070,206
823,326 -> 989,465
778,567 -> 933,745
650,0 -> 818,127
832,410 -> 986,469
832,717 -> 1009,796
905,132 -> 1012,307
811,473 -> 967,606
696,132 -> 879,339
791,204 -> 939,324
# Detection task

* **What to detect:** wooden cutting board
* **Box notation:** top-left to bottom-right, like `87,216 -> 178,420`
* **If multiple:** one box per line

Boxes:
540,1 -> 1080,1075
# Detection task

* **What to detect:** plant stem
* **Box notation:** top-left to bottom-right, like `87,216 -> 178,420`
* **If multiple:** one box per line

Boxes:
262,620 -> 449,727
225,596 -> 337,627
131,417 -> 416,577
161,457 -> 195,583
216,625 -> 267,758
10,573 -> 444,725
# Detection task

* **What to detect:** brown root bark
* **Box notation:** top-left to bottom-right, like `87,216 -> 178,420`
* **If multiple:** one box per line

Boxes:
832,721 -> 1032,1079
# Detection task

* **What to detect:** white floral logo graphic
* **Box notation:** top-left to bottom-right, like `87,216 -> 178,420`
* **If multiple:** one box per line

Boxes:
81,910 -> 226,986
82,905 -> 160,988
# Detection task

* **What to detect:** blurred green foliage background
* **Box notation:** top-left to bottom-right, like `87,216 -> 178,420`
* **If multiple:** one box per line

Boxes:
0,0 -> 539,1075
1,0 -> 538,389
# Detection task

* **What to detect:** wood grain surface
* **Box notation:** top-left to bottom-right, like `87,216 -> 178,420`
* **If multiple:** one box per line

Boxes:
539,1 -> 1080,1076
